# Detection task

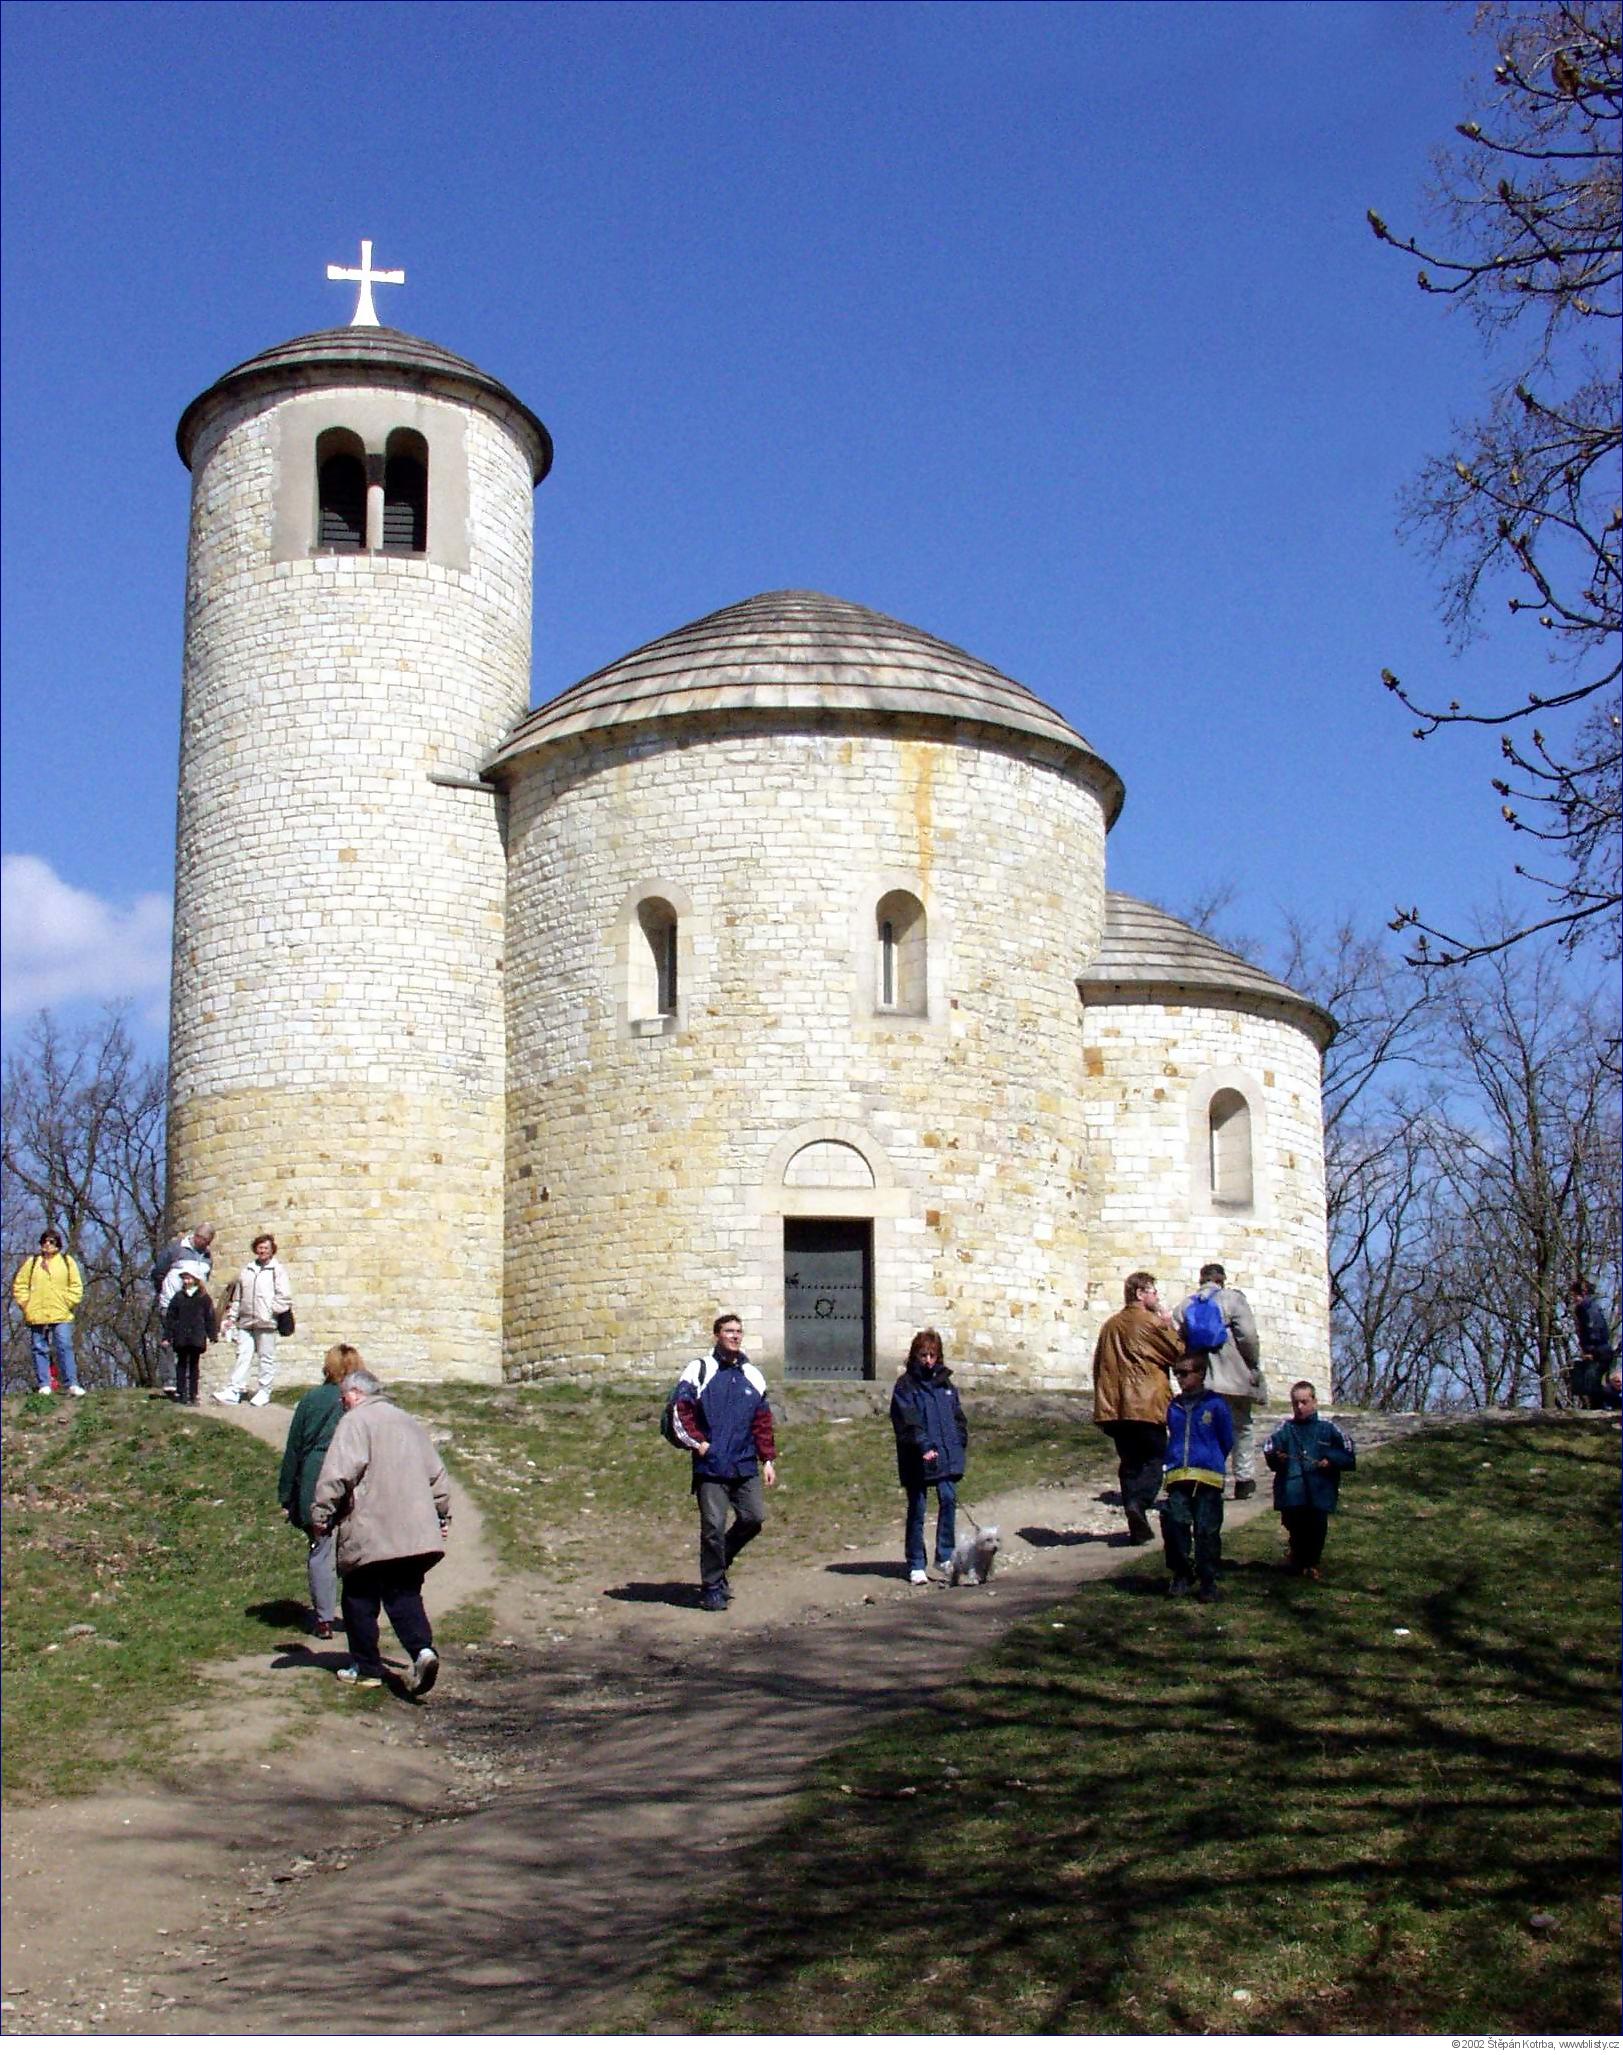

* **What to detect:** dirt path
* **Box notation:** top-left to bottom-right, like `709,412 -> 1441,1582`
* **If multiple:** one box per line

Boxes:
1,1405 -> 1430,2036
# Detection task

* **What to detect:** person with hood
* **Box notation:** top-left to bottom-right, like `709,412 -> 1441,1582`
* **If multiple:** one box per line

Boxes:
309,1366 -> 451,1692
890,1328 -> 969,1584
12,1227 -> 86,1395
161,1261 -> 219,1406
278,1343 -> 356,1637
670,1313 -> 777,1612
1160,1354 -> 1235,1601
1263,1381 -> 1357,1581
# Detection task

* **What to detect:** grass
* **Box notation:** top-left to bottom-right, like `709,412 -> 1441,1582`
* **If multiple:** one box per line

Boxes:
0,1390 -> 336,1799
361,1381 -> 1102,1587
602,1417 -> 1622,2037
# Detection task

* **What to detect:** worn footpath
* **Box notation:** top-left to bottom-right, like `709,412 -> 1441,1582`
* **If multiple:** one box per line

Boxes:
1,1403 -> 1429,2036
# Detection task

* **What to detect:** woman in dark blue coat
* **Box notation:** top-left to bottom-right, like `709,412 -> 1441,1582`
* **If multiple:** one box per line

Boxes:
890,1330 -> 969,1585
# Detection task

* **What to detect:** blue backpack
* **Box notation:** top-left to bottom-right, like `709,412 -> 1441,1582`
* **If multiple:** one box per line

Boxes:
1183,1287 -> 1230,1353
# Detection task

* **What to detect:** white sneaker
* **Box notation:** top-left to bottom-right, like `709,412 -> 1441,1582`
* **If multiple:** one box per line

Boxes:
336,1666 -> 382,1689
66,1384 -> 87,1397
212,1389 -> 240,1404
909,1568 -> 929,1585
249,1389 -> 272,1407
409,1647 -> 440,1696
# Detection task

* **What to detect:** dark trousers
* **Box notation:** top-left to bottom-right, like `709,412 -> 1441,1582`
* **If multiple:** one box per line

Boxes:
173,1347 -> 203,1406
1281,1506 -> 1330,1571
340,1554 -> 437,1672
1103,1422 -> 1168,1514
1161,1480 -> 1224,1588
697,1474 -> 765,1588
1573,1352 -> 1615,1410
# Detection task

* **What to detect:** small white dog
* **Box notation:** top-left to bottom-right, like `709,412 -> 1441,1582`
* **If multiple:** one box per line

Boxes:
948,1524 -> 1000,1586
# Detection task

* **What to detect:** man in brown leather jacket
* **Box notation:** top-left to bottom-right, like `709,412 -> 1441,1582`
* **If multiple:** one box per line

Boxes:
1092,1270 -> 1184,1543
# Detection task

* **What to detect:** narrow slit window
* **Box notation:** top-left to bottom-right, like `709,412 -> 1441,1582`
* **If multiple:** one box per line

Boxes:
632,897 -> 679,1022
1208,1089 -> 1254,1207
874,891 -> 926,1015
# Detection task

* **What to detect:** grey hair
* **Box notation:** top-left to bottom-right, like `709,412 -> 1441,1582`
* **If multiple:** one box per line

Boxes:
340,1368 -> 383,1398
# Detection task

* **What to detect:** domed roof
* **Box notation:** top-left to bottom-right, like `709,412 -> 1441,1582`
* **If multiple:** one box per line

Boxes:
1079,893 -> 1337,1047
176,325 -> 552,481
488,590 -> 1124,817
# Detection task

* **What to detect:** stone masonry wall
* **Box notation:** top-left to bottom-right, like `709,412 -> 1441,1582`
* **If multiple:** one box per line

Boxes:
1080,998 -> 1331,1395
167,385 -> 534,1382
503,720 -> 1111,1386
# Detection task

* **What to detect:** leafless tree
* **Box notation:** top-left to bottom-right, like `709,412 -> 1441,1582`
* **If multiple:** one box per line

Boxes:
1369,0 -> 1621,964
2,1008 -> 166,1391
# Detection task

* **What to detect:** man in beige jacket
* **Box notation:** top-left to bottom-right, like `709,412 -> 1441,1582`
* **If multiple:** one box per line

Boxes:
1176,1262 -> 1265,1498
310,1367 -> 451,1694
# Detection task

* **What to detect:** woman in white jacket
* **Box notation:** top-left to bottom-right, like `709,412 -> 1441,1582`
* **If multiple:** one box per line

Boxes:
214,1234 -> 293,1407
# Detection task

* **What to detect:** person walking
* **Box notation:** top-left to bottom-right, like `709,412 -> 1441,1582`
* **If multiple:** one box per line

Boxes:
1160,1354 -> 1234,1601
670,1313 -> 777,1611
214,1234 -> 293,1407
1262,1381 -> 1357,1581
12,1227 -> 86,1395
1176,1262 -> 1265,1498
309,1366 -> 450,1693
161,1261 -> 219,1406
890,1329 -> 969,1584
1567,1278 -> 1615,1411
278,1343 -> 355,1638
1092,1270 -> 1184,1543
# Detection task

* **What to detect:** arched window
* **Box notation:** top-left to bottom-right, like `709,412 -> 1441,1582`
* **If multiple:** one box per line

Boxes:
382,429 -> 428,553
630,898 -> 679,1021
875,890 -> 927,1015
1208,1089 -> 1254,1207
315,429 -> 366,551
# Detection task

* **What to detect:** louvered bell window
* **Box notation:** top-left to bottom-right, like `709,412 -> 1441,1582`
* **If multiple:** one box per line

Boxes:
317,453 -> 366,551
382,446 -> 427,553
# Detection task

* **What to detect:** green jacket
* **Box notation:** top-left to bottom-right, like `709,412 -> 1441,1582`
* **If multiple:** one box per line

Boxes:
278,1383 -> 343,1529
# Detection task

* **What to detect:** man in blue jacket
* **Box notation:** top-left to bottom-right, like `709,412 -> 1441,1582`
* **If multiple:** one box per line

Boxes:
1263,1381 -> 1356,1580
672,1314 -> 777,1612
1160,1355 -> 1234,1601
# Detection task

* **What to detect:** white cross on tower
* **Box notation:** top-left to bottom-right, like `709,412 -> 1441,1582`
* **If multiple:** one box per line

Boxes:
326,239 -> 406,328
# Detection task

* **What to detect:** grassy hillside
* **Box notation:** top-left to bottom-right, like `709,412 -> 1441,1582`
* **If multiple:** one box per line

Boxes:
606,1417 -> 1621,2037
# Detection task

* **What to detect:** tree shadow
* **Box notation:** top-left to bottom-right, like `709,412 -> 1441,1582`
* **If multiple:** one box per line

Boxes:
825,1560 -> 909,1578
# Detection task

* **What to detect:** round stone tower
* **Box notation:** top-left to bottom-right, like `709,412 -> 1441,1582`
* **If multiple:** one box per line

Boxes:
168,323 -> 551,1382
487,590 -> 1125,1386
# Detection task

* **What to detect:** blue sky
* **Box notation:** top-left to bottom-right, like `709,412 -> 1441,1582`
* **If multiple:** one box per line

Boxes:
0,0 -> 1557,1048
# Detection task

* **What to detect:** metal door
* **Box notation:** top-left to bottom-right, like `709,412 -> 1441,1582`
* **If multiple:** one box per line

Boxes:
783,1219 -> 873,1381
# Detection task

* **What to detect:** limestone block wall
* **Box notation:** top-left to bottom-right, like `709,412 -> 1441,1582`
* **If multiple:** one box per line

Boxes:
502,719 -> 1111,1385
1080,998 -> 1331,1394
167,385 -> 534,1382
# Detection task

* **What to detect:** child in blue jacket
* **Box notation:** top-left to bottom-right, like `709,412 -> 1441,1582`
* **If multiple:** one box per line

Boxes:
890,1330 -> 969,1585
1263,1380 -> 1356,1579
1160,1355 -> 1234,1601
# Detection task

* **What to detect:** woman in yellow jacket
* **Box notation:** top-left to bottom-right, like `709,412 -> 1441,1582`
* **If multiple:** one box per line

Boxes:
11,1227 -> 86,1394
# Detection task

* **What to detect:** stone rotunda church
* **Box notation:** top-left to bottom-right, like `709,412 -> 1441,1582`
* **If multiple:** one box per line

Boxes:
166,271 -> 1335,1392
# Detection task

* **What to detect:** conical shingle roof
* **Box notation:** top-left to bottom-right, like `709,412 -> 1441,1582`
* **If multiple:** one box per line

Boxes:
177,326 -> 552,480
488,590 -> 1123,818
1080,894 -> 1337,1047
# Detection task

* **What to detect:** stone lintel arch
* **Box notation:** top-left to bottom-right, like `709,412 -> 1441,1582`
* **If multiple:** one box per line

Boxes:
1187,1064 -> 1269,1218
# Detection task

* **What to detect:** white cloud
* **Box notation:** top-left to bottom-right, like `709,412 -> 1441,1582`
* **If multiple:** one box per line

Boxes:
1,855 -> 172,1019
